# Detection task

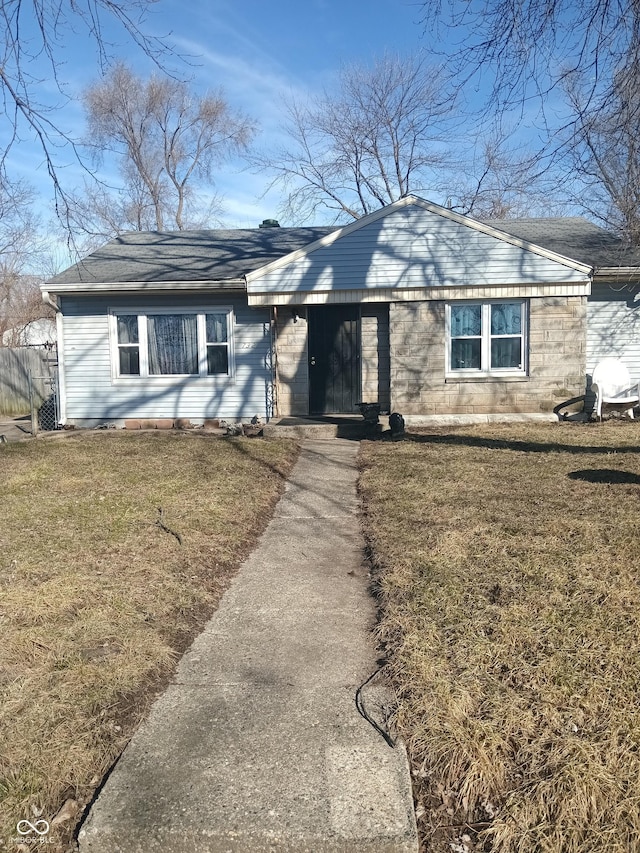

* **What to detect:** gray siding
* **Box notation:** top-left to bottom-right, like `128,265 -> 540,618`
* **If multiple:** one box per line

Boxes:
60,295 -> 272,423
587,285 -> 640,378
248,204 -> 590,296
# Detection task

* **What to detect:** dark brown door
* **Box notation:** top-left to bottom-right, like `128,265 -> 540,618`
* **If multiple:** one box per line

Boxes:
308,305 -> 360,414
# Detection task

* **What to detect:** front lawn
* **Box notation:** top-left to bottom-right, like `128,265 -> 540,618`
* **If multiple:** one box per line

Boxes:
359,423 -> 640,853
0,432 -> 298,852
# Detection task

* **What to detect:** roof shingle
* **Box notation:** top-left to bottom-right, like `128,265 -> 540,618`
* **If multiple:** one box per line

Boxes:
48,227 -> 337,286
47,212 -> 640,289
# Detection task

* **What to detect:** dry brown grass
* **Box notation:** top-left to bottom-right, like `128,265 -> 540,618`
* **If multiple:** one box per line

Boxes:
0,431 -> 298,852
359,422 -> 640,853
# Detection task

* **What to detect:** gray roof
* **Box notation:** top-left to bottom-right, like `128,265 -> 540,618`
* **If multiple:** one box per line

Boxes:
47,213 -> 640,290
48,227 -> 337,286
487,217 -> 640,269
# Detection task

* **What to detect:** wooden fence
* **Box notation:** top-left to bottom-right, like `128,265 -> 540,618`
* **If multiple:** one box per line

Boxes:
0,347 -> 57,416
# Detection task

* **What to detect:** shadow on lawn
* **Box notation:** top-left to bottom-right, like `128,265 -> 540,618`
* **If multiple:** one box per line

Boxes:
568,469 -> 640,484
393,431 -> 640,456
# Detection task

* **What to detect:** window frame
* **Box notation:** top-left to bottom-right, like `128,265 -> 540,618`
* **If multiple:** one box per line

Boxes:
446,299 -> 528,378
109,306 -> 235,382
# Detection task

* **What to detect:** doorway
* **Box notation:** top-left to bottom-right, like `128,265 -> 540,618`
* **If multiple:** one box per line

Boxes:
308,305 -> 360,414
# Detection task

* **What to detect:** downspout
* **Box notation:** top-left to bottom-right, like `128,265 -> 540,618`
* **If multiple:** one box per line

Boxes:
41,291 -> 60,313
272,306 -> 280,419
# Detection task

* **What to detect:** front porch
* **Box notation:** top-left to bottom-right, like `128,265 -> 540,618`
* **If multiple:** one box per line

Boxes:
273,303 -> 390,418
263,414 -> 390,440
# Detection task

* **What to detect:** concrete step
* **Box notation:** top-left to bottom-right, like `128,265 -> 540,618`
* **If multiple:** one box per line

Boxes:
263,417 -> 388,440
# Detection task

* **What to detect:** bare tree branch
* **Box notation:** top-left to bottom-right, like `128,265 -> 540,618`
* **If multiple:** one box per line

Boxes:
0,0 -> 173,215
70,63 -> 255,236
420,0 -> 640,118
419,0 -> 640,237
563,63 -> 640,243
254,53 -> 455,223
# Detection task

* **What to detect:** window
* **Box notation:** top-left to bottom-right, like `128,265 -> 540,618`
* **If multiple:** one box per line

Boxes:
205,313 -> 229,375
117,315 -> 140,376
111,309 -> 233,378
148,314 -> 198,375
447,301 -> 527,375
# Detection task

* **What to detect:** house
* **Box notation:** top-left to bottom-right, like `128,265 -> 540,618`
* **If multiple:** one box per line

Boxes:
42,195 -> 640,428
2,318 -> 57,348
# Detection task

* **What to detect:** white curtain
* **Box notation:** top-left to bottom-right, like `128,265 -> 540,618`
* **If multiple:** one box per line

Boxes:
148,314 -> 198,375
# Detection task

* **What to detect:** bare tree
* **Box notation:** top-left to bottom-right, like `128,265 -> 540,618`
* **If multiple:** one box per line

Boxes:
66,176 -> 159,247
420,0 -> 640,120
0,0 -> 170,205
72,63 -> 254,235
419,1 -> 640,236
0,179 -> 52,345
0,273 -> 52,346
446,131 -> 555,219
257,53 -> 456,222
563,64 -> 640,243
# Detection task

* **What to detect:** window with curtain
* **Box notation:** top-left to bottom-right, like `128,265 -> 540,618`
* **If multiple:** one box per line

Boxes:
448,300 -> 527,375
148,314 -> 199,375
112,309 -> 232,378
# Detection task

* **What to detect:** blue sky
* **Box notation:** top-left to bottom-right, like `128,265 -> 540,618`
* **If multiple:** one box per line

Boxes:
6,0 -> 433,232
166,0 -> 432,225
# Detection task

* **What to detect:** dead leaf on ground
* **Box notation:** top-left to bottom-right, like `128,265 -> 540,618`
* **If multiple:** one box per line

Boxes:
51,798 -> 78,827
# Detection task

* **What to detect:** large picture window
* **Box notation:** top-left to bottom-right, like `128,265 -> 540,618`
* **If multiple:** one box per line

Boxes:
111,309 -> 233,378
447,300 -> 527,376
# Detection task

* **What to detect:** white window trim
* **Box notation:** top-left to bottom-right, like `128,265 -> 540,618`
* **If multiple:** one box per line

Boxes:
109,306 -> 235,382
445,299 -> 528,378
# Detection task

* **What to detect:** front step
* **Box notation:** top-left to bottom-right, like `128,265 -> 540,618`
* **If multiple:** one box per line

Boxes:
263,417 -> 387,440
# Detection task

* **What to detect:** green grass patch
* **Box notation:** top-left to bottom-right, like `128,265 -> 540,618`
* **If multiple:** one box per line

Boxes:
0,431 -> 298,851
359,422 -> 640,853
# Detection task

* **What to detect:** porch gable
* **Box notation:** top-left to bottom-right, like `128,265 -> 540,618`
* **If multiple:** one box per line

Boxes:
246,196 -> 591,307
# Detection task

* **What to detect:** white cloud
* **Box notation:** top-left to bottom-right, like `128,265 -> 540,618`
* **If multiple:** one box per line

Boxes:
172,37 -> 316,131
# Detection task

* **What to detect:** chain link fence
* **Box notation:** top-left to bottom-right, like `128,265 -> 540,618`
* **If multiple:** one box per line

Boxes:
30,372 -> 60,434
0,372 -> 61,438
0,346 -> 59,439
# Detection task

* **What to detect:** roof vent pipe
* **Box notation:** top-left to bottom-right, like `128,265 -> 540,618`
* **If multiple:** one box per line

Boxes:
259,219 -> 280,228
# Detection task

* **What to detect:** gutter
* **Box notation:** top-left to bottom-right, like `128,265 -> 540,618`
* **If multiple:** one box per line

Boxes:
593,267 -> 640,283
43,279 -> 247,295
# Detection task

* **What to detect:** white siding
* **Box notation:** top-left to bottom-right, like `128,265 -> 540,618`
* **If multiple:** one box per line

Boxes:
60,295 -> 272,423
587,285 -> 640,378
247,204 -> 590,298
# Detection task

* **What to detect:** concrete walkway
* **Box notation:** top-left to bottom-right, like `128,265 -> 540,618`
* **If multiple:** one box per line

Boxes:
78,440 -> 418,853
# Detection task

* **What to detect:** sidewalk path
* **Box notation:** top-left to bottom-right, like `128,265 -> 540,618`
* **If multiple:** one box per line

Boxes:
78,439 -> 418,853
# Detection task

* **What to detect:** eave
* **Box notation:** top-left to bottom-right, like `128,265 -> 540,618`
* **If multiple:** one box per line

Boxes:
41,279 -> 247,295
593,267 -> 640,284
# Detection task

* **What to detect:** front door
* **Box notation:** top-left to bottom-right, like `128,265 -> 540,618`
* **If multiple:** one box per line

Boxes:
308,305 -> 360,414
